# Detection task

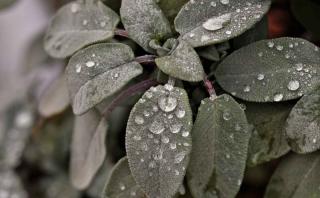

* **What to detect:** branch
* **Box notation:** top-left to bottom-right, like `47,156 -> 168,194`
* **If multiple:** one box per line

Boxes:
114,29 -> 129,38
203,75 -> 216,97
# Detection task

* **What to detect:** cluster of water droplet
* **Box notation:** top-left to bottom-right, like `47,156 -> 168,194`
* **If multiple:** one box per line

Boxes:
127,84 -> 192,179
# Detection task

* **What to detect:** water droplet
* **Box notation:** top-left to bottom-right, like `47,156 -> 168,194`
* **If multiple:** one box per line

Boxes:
175,170 -> 180,176
287,80 -> 300,91
149,119 -> 165,134
70,3 -> 79,13
223,111 -> 231,121
276,45 -> 283,51
237,179 -> 242,186
135,116 -> 144,125
258,52 -> 263,57
15,111 -> 33,128
76,64 -> 82,73
143,110 -> 151,117
312,138 -> 317,143
225,30 -> 232,35
226,154 -> 231,159
267,41 -> 274,48
162,136 -> 170,144
86,61 -> 95,67
183,142 -> 190,147
296,63 -> 303,71
273,93 -> 283,102
175,109 -> 186,118
158,96 -> 178,112
220,0 -> 229,5
257,74 -> 265,81
133,135 -> 141,141
170,143 -> 177,150
100,21 -> 106,27
210,1 -> 217,7
243,85 -> 251,93
82,19 -> 88,26
174,152 -> 186,164
202,13 -> 231,31
189,33 -> 195,38
120,183 -> 126,191
170,123 -> 182,134
182,131 -> 190,137
130,191 -> 137,196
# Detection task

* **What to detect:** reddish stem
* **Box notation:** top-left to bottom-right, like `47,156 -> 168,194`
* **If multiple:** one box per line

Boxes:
135,55 -> 157,65
102,79 -> 159,119
114,29 -> 129,38
204,76 -> 216,96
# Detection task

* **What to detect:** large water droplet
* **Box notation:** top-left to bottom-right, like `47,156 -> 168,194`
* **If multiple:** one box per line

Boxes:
175,109 -> 186,118
86,61 -> 95,67
182,131 -> 190,137
149,119 -> 165,134
220,0 -> 229,5
287,80 -> 300,91
135,116 -> 144,125
170,123 -> 182,134
267,41 -> 274,48
257,74 -> 265,81
75,64 -> 82,73
223,111 -> 231,121
273,93 -> 283,102
243,85 -> 251,93
70,3 -> 80,13
158,96 -> 178,112
170,143 -> 177,150
295,63 -> 303,71
202,13 -> 231,31
120,183 -> 126,191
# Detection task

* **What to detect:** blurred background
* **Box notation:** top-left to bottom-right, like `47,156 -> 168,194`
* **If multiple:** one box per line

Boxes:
0,0 -> 319,197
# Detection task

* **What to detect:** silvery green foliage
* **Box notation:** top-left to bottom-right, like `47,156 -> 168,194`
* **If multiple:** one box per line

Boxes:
0,170 -> 28,198
245,102 -> 291,167
174,0 -> 271,47
264,153 -> 320,198
41,175 -> 81,198
286,86 -> 320,154
187,95 -> 250,198
103,157 -> 145,198
120,0 -> 172,53
38,75 -> 70,118
126,85 -> 192,198
155,40 -> 205,82
44,0 -> 119,58
70,109 -> 108,190
215,38 -> 320,102
66,43 -> 143,115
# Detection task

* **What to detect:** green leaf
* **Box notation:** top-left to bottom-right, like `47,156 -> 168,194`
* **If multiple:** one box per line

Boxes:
70,109 -> 108,190
0,170 -> 27,198
286,86 -> 320,154
174,0 -> 271,47
197,45 -> 220,62
291,0 -> 320,39
103,157 -> 145,198
66,43 -> 143,115
41,175 -> 81,198
245,102 -> 292,167
44,0 -> 119,58
215,37 -> 320,102
264,153 -> 320,198
120,0 -> 172,53
187,94 -> 250,198
155,40 -> 205,82
126,84 -> 193,198
38,75 -> 70,117
157,0 -> 189,25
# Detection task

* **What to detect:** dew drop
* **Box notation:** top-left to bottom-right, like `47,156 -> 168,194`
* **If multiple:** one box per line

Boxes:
226,154 -> 231,159
120,183 -> 126,191
175,109 -> 186,118
267,41 -> 274,48
273,93 -> 283,102
202,13 -> 231,31
70,3 -> 79,13
149,119 -> 165,134
76,64 -> 82,73
220,0 -> 229,5
223,111 -> 231,121
135,116 -> 144,125
243,85 -> 251,93
162,136 -> 170,144
158,96 -> 178,112
100,21 -> 106,27
175,170 -> 180,176
295,63 -> 303,71
276,45 -> 284,51
86,61 -> 95,67
174,152 -> 186,164
225,30 -> 232,35
182,131 -> 190,137
82,19 -> 88,26
312,138 -> 317,143
257,74 -> 265,81
287,80 -> 300,91
210,1 -> 217,7
170,123 -> 182,134
170,143 -> 177,150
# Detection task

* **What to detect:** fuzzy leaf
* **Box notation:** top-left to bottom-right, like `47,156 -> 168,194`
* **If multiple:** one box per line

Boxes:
155,40 -> 205,82
103,157 -> 145,198
126,85 -> 193,198
174,0 -> 271,47
286,86 -> 320,153
70,110 -> 108,190
215,37 -> 320,102
245,102 -> 292,167
187,94 -> 250,198
0,170 -> 27,198
38,75 -> 70,117
120,0 -> 172,53
264,153 -> 320,198
66,43 -> 143,115
44,0 -> 119,58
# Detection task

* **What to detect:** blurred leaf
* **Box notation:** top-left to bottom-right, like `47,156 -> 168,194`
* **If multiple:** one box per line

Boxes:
103,157 -> 145,198
155,40 -> 205,82
38,74 -> 70,118
120,0 -> 172,53
187,95 -> 250,198
0,0 -> 17,9
0,170 -> 27,198
286,86 -> 320,154
197,45 -> 220,62
44,0 -> 119,58
215,38 -> 320,102
245,102 -> 292,167
70,109 -> 108,190
66,43 -> 143,115
174,0 -> 271,47
264,153 -> 320,198
41,175 -> 81,198
291,0 -> 320,39
126,85 -> 193,198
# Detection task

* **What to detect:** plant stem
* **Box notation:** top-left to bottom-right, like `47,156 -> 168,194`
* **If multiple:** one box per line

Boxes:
114,29 -> 129,38
135,55 -> 157,65
102,79 -> 159,119
204,75 -> 216,97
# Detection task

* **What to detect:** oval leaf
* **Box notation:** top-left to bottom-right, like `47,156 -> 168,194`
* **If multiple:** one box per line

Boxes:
120,0 -> 172,53
286,86 -> 320,153
187,94 -> 250,198
174,0 -> 271,47
38,75 -> 70,117
155,40 -> 205,82
264,153 -> 320,198
44,0 -> 119,58
215,37 -> 320,102
66,43 -> 143,115
245,102 -> 292,167
70,109 -> 108,190
126,85 -> 193,198
103,157 -> 145,198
